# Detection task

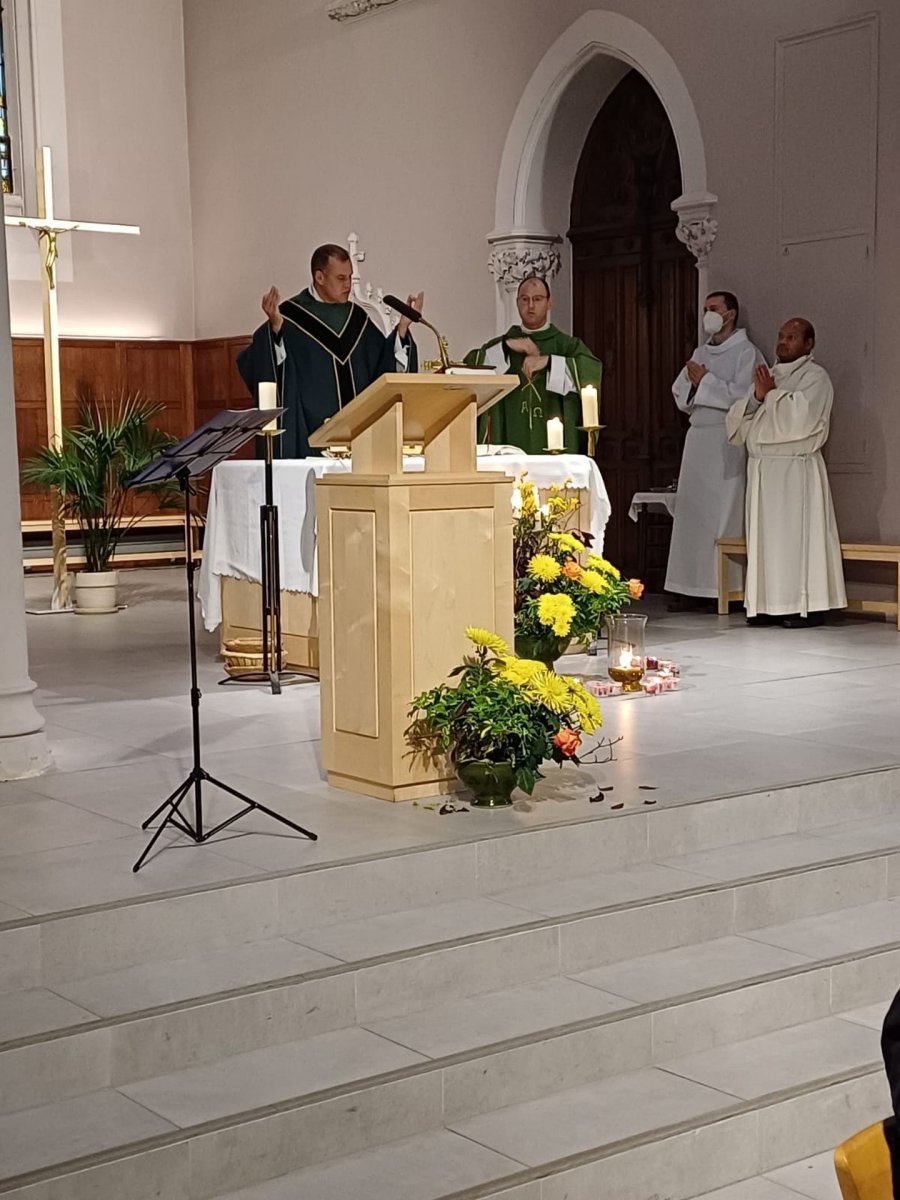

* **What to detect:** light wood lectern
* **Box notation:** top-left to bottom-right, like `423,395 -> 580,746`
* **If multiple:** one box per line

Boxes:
308,372 -> 518,802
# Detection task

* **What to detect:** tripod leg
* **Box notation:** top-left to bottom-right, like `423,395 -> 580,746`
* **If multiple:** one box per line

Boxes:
141,775 -> 194,830
133,777 -> 196,872
204,773 -> 317,841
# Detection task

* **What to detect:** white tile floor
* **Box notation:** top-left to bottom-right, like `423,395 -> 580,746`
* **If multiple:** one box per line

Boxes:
3,570 -> 897,1200
3,569 -> 898,923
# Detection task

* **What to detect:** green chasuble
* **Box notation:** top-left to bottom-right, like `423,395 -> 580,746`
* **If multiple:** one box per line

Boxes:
464,324 -> 601,455
237,289 -> 417,458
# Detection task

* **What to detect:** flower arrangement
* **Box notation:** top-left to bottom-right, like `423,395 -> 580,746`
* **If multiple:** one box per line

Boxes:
512,476 -> 643,663
406,627 -> 602,799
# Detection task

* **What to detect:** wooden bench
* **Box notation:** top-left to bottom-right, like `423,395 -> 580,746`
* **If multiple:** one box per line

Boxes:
716,537 -> 900,629
22,513 -> 203,571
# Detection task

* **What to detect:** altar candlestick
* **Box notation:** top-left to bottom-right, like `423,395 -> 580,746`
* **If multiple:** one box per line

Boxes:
259,381 -> 278,433
581,385 -> 599,428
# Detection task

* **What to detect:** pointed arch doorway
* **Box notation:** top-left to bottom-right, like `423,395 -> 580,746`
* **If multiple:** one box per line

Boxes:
570,70 -> 696,587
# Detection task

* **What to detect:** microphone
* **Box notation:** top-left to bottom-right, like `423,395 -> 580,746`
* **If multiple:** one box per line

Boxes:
383,295 -> 422,325
383,294 -> 450,370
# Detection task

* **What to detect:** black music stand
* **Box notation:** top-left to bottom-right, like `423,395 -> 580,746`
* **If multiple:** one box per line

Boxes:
130,409 -> 317,873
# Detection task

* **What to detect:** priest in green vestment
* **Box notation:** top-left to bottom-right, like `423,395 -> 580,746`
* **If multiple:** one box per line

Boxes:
237,243 -> 420,458
464,276 -> 602,455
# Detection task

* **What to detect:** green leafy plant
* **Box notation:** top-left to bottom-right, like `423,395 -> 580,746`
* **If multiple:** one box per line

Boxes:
406,627 -> 602,795
22,393 -> 179,572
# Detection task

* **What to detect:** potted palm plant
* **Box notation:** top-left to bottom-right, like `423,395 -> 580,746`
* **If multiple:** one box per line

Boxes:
22,393 -> 179,614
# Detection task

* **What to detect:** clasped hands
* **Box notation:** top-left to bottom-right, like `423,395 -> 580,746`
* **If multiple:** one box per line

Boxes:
753,364 -> 776,402
685,359 -> 708,387
507,336 -> 549,380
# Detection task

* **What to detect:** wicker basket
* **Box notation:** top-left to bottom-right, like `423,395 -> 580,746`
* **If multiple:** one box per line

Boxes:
223,637 -> 286,676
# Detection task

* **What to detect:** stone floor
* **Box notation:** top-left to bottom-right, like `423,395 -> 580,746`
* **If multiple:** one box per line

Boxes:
1,567 -> 898,1199
3,568 -> 898,919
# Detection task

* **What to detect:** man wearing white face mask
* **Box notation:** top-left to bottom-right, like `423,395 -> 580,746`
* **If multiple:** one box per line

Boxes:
665,291 -> 766,607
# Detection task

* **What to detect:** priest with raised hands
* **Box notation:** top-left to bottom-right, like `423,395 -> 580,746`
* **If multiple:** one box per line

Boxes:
465,276 -> 602,454
726,317 -> 847,628
237,243 -> 421,458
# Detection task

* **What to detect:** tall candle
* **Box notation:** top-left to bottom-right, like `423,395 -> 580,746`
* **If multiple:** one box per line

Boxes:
581,385 -> 599,428
547,416 -> 564,451
259,381 -> 278,433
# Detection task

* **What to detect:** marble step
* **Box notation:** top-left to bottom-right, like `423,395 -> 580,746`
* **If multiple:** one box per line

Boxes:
1,845 -> 897,1096
693,1150 -> 841,1199
0,918 -> 894,1196
3,768 -> 897,993
2,799 -> 899,1035
6,1012 -> 881,1200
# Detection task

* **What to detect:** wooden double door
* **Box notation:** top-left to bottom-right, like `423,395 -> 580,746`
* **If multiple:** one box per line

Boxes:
570,70 -> 697,589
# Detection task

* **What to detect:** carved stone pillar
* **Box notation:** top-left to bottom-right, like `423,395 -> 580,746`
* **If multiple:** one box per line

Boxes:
487,231 -> 563,331
671,192 -> 719,338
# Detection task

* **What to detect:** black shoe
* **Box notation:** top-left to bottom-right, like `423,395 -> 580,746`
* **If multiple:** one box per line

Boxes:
746,614 -> 779,627
782,612 -> 826,629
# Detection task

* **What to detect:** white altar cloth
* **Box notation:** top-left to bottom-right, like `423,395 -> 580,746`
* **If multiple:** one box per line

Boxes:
628,491 -> 678,522
199,454 -> 611,631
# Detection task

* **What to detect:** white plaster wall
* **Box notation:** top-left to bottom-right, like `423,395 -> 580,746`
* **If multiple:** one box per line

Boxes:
6,0 -> 195,339
185,0 -> 900,543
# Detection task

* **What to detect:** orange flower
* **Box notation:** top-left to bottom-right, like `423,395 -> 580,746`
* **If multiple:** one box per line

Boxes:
561,559 -> 583,581
553,729 -> 581,757
628,578 -> 645,599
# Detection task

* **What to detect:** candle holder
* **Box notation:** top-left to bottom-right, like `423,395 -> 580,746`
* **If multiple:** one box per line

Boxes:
543,446 -> 565,455
607,613 -> 648,693
578,424 -> 605,458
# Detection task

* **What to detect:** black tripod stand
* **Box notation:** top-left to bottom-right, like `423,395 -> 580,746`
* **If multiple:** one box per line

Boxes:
220,431 -> 307,694
131,410 -> 317,873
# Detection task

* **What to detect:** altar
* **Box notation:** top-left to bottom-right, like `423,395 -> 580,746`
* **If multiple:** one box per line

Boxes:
198,453 -> 611,673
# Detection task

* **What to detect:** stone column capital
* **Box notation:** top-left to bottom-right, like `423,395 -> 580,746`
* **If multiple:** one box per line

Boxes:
671,192 -> 719,268
486,230 -> 563,293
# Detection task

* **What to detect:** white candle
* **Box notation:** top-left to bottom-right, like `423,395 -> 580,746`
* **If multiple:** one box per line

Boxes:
259,381 -> 278,433
581,385 -> 599,428
618,647 -> 633,669
547,416 -> 564,451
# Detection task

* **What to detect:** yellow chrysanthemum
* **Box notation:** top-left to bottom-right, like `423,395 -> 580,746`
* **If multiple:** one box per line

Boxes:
586,553 -> 621,580
526,668 -> 573,714
465,627 -> 508,656
529,553 -> 561,582
537,593 -> 575,637
578,569 -> 609,595
546,495 -> 578,518
548,532 -> 586,555
563,678 -> 602,734
498,656 -> 545,687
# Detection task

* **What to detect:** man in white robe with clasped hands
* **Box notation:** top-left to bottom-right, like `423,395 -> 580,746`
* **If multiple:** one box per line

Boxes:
665,291 -> 765,607
726,317 -> 846,628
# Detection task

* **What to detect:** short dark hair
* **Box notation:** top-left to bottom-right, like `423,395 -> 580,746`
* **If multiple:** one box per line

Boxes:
311,243 -> 351,277
707,290 -> 739,321
518,274 -> 551,300
798,318 -> 816,344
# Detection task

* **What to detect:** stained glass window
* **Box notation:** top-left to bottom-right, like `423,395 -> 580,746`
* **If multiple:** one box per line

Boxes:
0,4 -> 12,194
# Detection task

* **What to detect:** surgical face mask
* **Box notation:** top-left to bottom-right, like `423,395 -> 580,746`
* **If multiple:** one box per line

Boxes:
703,310 -> 725,336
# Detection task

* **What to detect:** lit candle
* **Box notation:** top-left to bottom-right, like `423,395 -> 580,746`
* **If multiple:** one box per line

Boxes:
547,417 -> 564,451
581,385 -> 599,428
259,381 -> 278,433
618,647 -> 633,669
